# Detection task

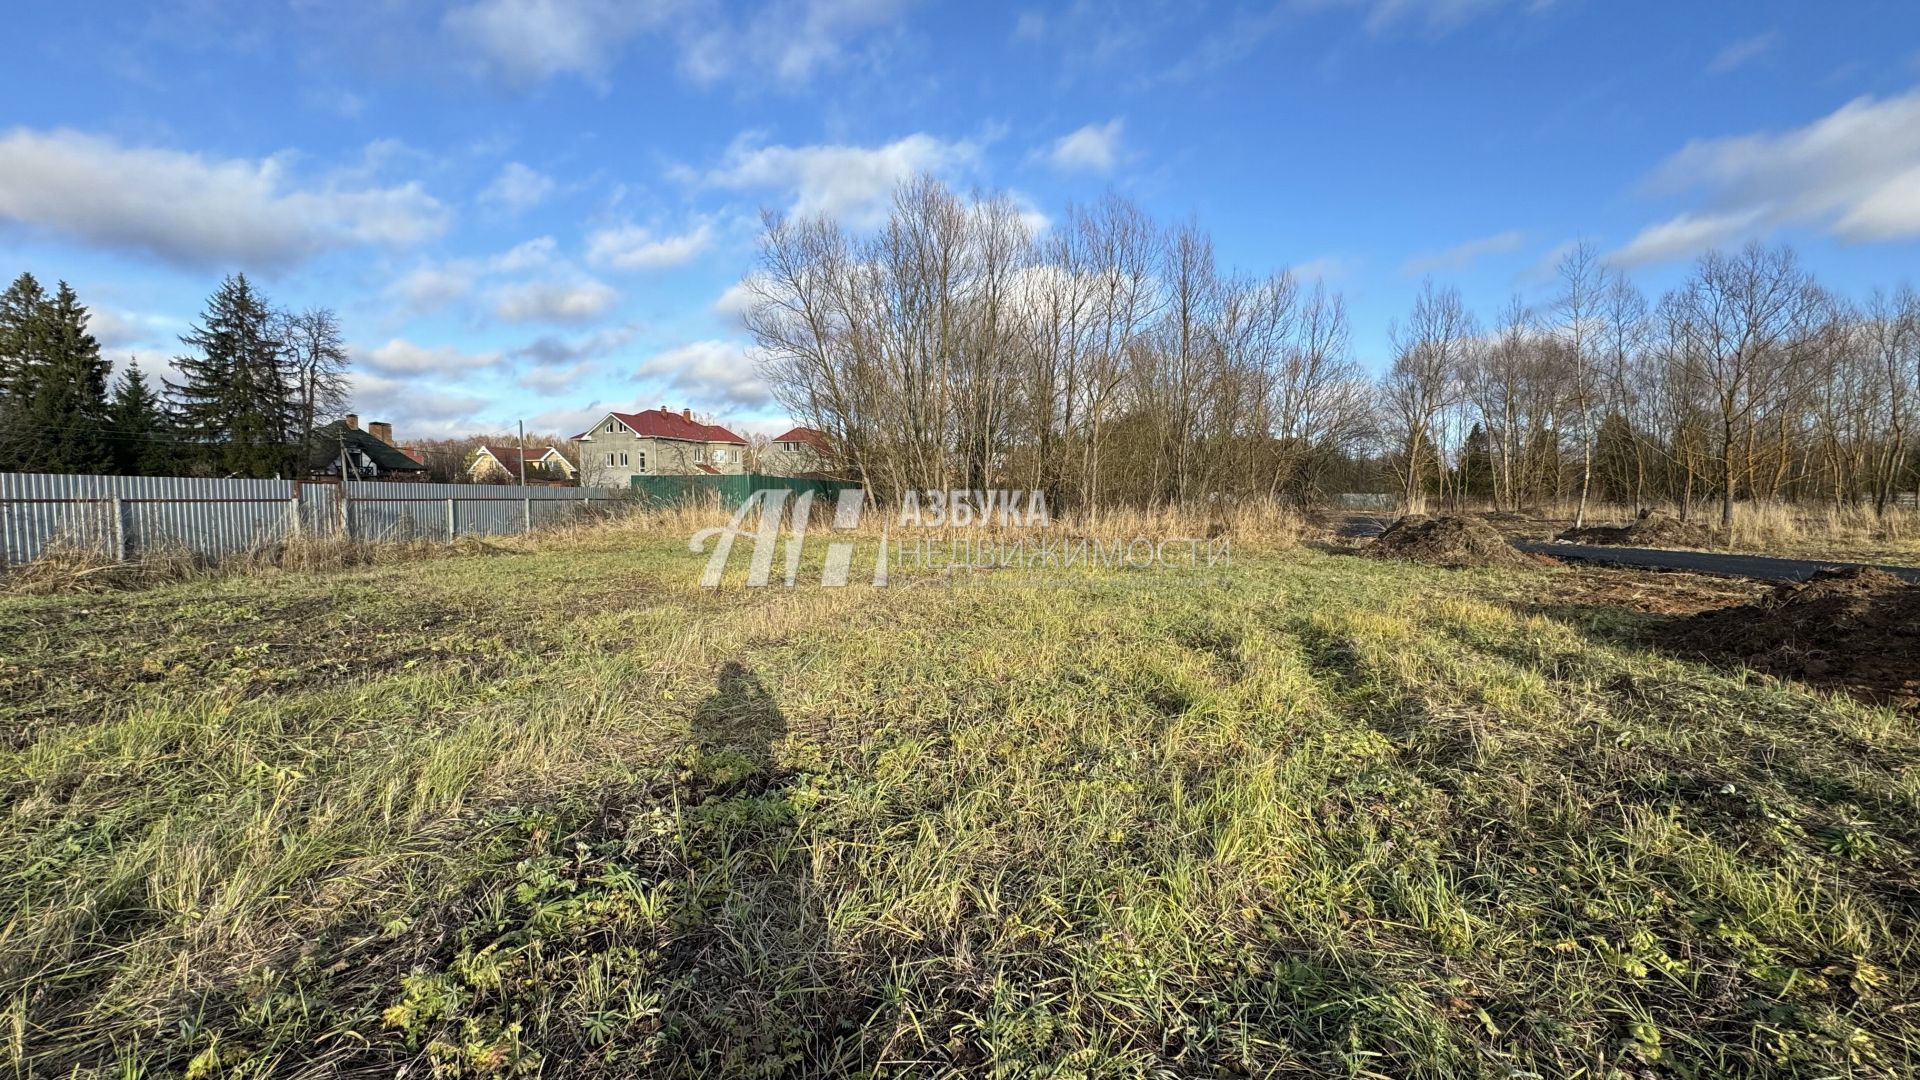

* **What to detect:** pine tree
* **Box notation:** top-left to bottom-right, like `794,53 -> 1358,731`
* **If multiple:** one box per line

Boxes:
168,274 -> 295,478
109,363 -> 170,475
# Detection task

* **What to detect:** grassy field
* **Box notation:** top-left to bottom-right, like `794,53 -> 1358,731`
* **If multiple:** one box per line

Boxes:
3,527 -> 1918,1078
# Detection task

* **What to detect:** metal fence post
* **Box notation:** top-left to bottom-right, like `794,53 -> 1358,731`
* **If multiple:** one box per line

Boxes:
447,496 -> 457,541
523,496 -> 532,533
341,486 -> 353,540
109,495 -> 127,561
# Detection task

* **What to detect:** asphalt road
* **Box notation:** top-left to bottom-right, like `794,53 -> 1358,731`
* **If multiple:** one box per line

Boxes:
1337,514 -> 1920,584
1515,540 -> 1920,584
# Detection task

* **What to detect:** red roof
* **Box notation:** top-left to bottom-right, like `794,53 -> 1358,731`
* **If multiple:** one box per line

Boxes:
772,426 -> 830,451
573,408 -> 747,445
696,464 -> 719,474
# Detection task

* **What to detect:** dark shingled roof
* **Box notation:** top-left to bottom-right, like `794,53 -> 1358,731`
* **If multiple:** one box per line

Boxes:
309,420 -> 428,475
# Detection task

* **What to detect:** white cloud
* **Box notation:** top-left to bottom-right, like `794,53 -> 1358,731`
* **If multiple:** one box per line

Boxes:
679,0 -> 909,88
1304,0 -> 1542,35
348,372 -> 491,437
1291,254 -> 1359,282
444,0 -> 906,90
480,162 -> 556,213
443,0 -> 675,84
0,128 -> 449,268
712,278 -> 761,326
494,277 -> 621,323
684,131 -> 982,226
1837,164 -> 1920,239
1044,119 -> 1125,174
512,323 -> 640,367
585,221 -> 713,270
517,360 -> 599,393
491,235 -> 557,271
357,338 -> 504,376
1400,229 -> 1527,275
1707,31 -> 1777,75
528,402 -> 620,437
87,308 -> 173,350
389,264 -> 477,314
1612,210 -> 1764,267
1614,88 -> 1920,265
387,237 -> 557,315
634,339 -> 773,409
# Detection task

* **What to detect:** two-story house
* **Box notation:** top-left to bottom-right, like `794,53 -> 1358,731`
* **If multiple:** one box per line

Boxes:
570,407 -> 749,486
766,426 -> 833,476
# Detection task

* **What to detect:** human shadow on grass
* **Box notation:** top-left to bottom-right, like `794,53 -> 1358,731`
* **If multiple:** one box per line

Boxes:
689,659 -> 791,789
662,660 -> 880,1074
318,660 -> 886,1077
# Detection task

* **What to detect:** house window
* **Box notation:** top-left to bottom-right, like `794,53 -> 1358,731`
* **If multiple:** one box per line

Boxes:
605,420 -> 620,433
606,452 -> 615,466
695,447 -> 707,463
713,449 -> 728,464
620,452 -> 629,466
637,452 -> 646,470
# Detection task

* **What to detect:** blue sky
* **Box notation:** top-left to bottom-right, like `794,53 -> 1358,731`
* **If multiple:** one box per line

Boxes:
4,0 -> 1919,441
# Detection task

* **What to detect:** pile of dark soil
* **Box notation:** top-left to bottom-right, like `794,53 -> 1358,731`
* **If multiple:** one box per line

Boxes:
1558,507 -> 1714,548
1666,567 -> 1920,710
1366,514 -> 1540,569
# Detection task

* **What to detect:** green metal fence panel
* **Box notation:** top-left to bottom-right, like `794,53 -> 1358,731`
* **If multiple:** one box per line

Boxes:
628,473 -> 859,508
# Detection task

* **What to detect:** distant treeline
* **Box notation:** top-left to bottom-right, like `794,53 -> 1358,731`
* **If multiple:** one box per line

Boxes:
0,272 -> 350,480
744,175 -> 1920,526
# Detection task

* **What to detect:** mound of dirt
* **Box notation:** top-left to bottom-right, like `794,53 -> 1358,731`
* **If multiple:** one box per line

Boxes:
1665,567 -> 1920,710
1558,507 -> 1714,548
1366,514 -> 1539,569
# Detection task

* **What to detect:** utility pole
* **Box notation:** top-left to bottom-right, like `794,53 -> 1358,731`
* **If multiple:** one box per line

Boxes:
517,419 -> 527,486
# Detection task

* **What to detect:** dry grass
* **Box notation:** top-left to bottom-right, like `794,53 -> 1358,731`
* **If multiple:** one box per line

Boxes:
1721,501 -> 1919,551
553,492 -> 1304,547
0,534 -> 519,595
4,494 -> 1297,598
1473,500 -> 1920,561
6,541 -> 1919,1077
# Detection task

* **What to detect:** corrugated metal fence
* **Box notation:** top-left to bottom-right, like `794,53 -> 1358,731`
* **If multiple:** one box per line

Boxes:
0,472 -> 629,566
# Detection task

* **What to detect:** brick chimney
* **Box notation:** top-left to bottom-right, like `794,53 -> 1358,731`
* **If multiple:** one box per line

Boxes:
368,421 -> 394,445
682,408 -> 693,421
343,413 -> 359,430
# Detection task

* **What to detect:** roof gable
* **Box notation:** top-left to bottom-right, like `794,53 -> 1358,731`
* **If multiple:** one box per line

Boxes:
575,408 -> 747,445
477,445 -> 570,468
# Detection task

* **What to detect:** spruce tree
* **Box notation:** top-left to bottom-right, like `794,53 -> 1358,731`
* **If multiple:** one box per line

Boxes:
168,274 -> 295,478
109,363 -> 170,475
0,273 -> 49,470
16,282 -> 115,473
